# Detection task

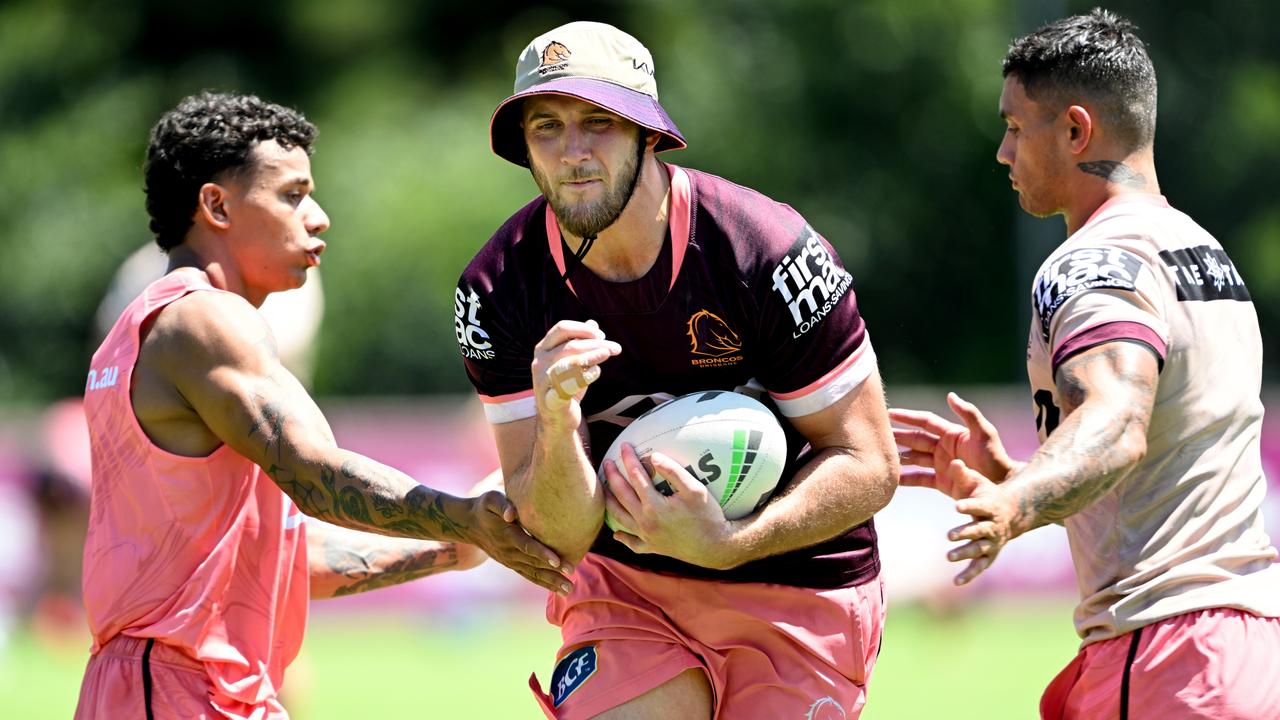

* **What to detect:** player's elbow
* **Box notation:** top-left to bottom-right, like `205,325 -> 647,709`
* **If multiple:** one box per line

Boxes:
840,442 -> 898,517
537,531 -> 597,568
1088,396 -> 1150,473
512,505 -> 601,566
1115,418 -> 1149,471
868,446 -> 899,514
506,474 -> 605,564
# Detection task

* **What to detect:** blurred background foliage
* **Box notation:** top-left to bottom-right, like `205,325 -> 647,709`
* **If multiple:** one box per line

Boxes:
2,0 -> 1277,404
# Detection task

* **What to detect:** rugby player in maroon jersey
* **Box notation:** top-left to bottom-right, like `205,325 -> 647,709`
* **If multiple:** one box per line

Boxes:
456,21 -> 898,720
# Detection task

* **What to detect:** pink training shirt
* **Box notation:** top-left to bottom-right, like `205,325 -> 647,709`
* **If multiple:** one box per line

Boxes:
82,270 -> 308,716
1025,194 -> 1280,645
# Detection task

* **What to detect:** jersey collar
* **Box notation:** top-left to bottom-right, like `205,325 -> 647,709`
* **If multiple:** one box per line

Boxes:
1078,192 -> 1169,235
546,163 -> 691,296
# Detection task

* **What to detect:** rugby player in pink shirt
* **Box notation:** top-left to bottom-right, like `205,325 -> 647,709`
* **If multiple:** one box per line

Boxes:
893,10 -> 1280,719
75,92 -> 571,719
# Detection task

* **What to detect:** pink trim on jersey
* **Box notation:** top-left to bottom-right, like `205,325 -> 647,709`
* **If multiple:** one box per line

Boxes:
480,389 -> 536,404
546,208 -> 575,293
480,389 -> 538,424
1052,321 -> 1168,373
667,165 -> 691,291
544,163 -> 693,296
770,341 -> 868,400
1080,193 -> 1170,232
81,271 -> 308,714
511,164 -> 695,425
770,336 -> 876,417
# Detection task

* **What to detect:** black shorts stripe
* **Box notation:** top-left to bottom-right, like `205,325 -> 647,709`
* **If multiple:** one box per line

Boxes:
142,637 -> 156,720
1119,627 -> 1143,720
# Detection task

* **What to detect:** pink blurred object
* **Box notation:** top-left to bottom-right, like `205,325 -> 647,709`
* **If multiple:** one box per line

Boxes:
41,398 -> 92,492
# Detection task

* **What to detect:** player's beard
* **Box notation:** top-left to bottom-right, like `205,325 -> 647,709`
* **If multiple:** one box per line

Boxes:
532,135 -> 645,239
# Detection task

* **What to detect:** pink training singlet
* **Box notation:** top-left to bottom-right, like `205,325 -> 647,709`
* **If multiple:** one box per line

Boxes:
81,270 -> 309,716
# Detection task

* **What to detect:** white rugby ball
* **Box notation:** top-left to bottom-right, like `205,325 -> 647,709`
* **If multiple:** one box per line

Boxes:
600,390 -> 787,531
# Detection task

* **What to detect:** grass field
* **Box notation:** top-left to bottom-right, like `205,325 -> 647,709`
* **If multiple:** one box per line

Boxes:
0,598 -> 1077,718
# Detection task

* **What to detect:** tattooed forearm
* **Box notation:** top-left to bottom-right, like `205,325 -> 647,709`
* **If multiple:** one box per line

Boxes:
1002,345 -> 1156,529
311,524 -> 461,599
1077,160 -> 1148,189
330,551 -> 453,597
407,489 -> 469,537
1009,412 -> 1129,526
237,378 -> 570,594
336,487 -> 373,525
369,490 -> 400,519
246,378 -> 476,543
271,468 -> 334,520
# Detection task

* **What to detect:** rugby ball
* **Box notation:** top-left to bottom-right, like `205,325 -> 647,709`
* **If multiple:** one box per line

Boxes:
600,390 -> 787,531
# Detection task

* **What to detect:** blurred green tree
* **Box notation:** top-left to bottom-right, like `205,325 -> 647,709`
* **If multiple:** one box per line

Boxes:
1,0 -> 1276,404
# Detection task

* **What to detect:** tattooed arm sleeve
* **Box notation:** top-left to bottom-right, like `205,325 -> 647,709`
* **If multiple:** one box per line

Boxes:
160,292 -> 487,544
306,520 -> 487,599
1001,341 -> 1159,532
144,292 -> 571,595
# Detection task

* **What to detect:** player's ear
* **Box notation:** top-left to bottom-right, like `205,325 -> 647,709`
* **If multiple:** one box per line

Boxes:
197,182 -> 232,230
643,130 -> 661,152
1065,105 -> 1092,155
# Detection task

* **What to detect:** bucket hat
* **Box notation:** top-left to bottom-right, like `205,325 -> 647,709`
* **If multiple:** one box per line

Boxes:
489,21 -> 686,167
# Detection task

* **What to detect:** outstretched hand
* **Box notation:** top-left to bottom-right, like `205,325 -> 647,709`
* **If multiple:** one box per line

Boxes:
461,491 -> 575,595
909,459 -> 1024,586
890,392 -> 1019,487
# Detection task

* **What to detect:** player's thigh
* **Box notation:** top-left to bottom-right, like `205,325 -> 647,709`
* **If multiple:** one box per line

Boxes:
590,668 -> 713,720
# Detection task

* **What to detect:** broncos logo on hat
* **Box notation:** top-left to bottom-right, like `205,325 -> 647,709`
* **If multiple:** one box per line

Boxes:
540,41 -> 571,68
687,310 -> 742,358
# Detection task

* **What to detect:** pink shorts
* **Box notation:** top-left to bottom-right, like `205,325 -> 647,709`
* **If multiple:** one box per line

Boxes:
1041,608 -> 1280,720
74,635 -> 288,719
529,554 -> 884,719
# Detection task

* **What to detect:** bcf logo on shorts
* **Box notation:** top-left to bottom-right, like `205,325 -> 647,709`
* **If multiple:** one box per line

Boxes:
551,645 -> 598,708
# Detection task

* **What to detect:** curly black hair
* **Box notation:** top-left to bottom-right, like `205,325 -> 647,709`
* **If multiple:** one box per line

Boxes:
1003,8 -> 1157,153
144,92 -> 317,251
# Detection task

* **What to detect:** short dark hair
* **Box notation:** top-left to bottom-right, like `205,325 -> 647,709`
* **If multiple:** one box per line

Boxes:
1003,8 -> 1157,152
144,92 -> 317,251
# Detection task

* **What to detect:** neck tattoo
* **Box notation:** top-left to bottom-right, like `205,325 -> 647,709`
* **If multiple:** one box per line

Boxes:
1077,160 -> 1148,189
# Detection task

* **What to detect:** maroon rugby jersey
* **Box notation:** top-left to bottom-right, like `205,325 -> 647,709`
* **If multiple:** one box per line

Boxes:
455,164 -> 881,588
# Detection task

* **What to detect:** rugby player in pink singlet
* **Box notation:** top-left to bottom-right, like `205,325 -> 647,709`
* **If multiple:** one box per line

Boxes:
75,92 -> 571,719
457,22 -> 898,719
892,10 -> 1280,719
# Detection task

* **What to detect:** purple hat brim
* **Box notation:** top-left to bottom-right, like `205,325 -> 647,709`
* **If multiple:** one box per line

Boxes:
489,76 -> 686,167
